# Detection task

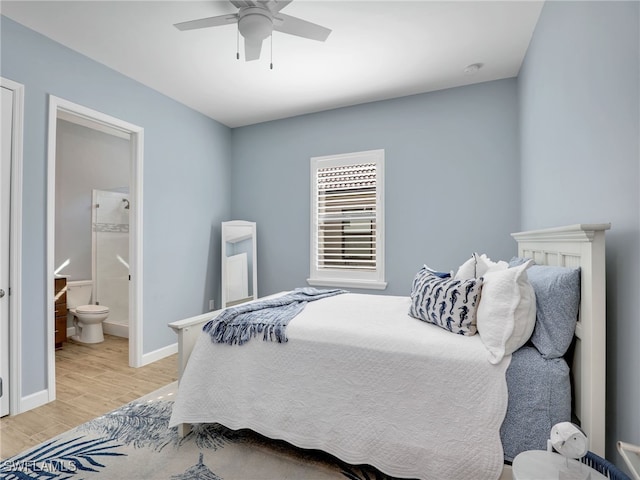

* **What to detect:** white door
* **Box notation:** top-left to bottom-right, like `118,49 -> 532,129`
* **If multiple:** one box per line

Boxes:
0,85 -> 13,416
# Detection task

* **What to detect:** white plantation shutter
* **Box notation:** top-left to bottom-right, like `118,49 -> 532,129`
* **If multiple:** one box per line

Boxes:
308,150 -> 386,289
317,163 -> 377,270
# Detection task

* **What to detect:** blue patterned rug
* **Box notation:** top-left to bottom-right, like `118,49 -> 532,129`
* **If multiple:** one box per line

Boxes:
0,396 -> 392,480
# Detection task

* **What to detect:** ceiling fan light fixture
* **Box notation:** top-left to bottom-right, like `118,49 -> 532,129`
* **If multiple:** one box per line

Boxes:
238,8 -> 274,41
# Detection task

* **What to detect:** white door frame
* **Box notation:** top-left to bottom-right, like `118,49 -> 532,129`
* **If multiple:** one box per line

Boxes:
1,77 -> 23,415
46,96 -> 144,402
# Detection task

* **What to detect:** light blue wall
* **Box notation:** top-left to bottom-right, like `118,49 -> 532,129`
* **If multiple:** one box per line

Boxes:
1,16 -> 232,396
231,79 -> 521,297
519,0 -> 640,464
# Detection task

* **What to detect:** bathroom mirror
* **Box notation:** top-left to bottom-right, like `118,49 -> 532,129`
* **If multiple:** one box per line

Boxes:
221,221 -> 257,309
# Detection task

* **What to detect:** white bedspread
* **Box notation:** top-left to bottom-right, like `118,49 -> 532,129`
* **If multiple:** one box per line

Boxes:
169,293 -> 511,480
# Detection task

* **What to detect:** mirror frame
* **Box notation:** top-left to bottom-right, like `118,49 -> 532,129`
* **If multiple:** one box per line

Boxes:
221,220 -> 257,308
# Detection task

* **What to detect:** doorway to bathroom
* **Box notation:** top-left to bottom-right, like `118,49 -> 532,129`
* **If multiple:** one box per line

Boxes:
46,95 -> 144,402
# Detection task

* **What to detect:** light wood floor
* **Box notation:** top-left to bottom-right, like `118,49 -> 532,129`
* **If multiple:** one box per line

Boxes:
0,335 -> 178,459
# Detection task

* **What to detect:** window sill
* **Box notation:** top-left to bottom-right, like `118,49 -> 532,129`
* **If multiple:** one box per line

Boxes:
307,278 -> 388,290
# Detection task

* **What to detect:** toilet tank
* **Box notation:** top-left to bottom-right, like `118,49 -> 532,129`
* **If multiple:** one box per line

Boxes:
67,280 -> 93,308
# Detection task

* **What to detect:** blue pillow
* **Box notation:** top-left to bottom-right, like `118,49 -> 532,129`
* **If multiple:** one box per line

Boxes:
509,258 -> 581,358
424,265 -> 451,279
508,256 -> 529,267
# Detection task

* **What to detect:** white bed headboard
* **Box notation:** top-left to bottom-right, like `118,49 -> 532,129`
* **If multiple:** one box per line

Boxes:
511,223 -> 611,457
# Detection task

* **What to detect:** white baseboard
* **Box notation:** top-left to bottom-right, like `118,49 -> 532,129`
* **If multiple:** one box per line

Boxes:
140,342 -> 178,366
18,388 -> 49,414
103,321 -> 129,338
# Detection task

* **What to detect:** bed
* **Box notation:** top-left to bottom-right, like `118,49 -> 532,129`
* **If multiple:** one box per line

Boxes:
168,224 -> 610,480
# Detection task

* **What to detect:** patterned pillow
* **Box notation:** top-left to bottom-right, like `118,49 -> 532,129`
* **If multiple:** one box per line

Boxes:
409,266 -> 484,335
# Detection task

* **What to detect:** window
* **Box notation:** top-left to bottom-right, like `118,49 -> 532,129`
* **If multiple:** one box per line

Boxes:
308,149 -> 386,290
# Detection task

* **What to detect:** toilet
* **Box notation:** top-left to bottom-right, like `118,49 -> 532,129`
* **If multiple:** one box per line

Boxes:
67,280 -> 109,344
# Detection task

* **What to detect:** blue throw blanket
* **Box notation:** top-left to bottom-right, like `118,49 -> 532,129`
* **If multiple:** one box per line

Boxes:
203,288 -> 347,345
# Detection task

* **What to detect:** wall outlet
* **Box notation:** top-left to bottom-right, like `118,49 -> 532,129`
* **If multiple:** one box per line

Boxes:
209,300 -> 215,311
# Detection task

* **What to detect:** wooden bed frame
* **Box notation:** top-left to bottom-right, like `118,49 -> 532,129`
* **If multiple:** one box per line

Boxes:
168,223 -> 610,464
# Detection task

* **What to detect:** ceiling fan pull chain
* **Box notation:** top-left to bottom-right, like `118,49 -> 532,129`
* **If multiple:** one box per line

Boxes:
270,34 -> 273,70
236,25 -> 240,60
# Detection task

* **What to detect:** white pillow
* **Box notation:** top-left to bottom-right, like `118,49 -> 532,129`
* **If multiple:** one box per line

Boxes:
454,254 -> 477,280
454,253 -> 509,280
476,254 -> 509,277
476,259 -> 536,364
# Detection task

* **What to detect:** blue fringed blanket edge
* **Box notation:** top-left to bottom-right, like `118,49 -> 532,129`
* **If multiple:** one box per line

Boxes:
202,288 -> 347,345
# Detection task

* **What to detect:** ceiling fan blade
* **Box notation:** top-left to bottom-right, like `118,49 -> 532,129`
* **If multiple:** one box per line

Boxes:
174,14 -> 238,31
244,38 -> 263,61
263,0 -> 293,12
230,1 -> 256,8
273,13 -> 331,42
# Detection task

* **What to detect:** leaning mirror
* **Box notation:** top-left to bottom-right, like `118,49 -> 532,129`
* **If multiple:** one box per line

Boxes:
221,221 -> 257,308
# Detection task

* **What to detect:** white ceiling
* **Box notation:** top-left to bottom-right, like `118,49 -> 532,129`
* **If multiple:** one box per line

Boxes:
0,1 -> 544,128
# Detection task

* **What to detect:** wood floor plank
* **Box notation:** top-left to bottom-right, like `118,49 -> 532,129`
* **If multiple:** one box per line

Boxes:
0,335 -> 177,460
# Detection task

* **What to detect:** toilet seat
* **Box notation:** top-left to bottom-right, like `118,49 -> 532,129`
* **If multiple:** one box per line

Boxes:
75,304 -> 109,314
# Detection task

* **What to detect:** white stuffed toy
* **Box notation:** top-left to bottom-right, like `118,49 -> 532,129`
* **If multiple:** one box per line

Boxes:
550,422 -> 589,459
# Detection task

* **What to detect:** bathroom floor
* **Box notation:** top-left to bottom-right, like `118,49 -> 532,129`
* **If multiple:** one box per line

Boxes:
0,335 -> 178,459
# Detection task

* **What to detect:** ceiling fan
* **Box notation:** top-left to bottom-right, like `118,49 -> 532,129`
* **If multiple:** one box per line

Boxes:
174,0 -> 332,62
